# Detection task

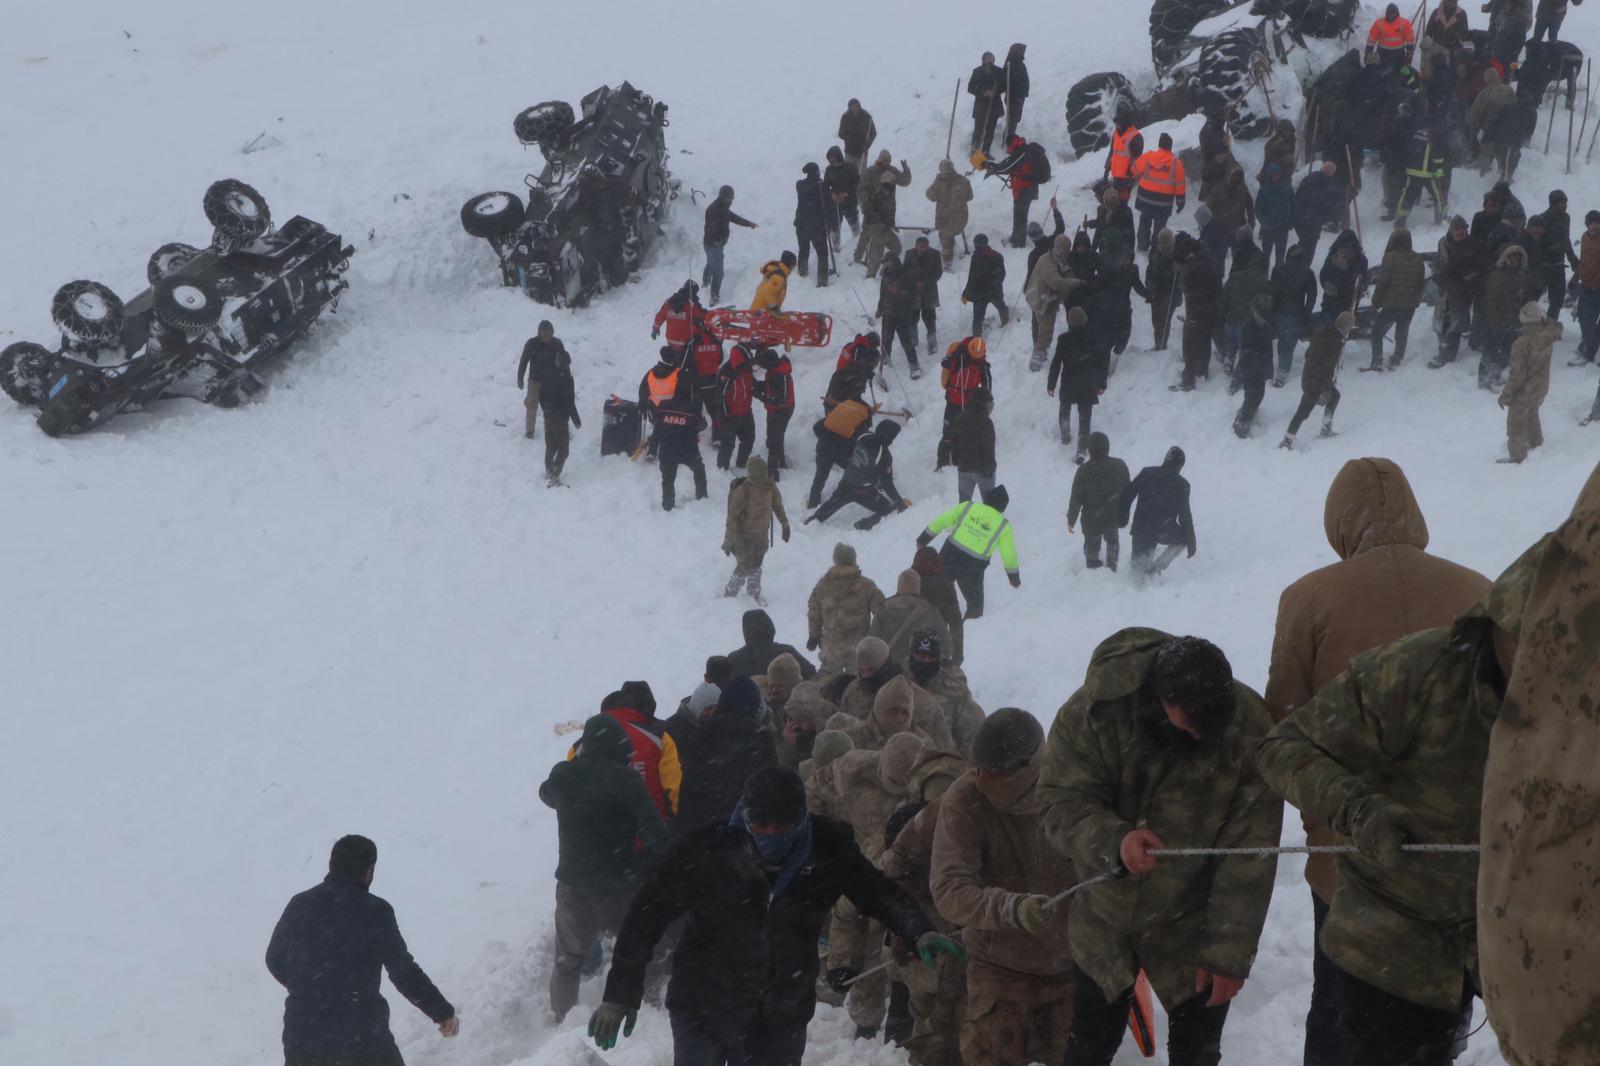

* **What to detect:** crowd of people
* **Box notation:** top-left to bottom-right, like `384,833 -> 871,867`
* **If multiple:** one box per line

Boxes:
264,15 -> 1600,1066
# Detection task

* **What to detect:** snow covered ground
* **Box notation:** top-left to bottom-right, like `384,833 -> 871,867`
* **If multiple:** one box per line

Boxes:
3,2 -> 1597,1064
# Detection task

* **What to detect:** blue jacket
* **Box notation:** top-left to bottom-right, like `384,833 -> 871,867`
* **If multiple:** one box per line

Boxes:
1256,169 -> 1296,233
266,873 -> 453,1059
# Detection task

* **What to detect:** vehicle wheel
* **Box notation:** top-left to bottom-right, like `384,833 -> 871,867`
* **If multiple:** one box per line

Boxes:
147,242 -> 202,286
1066,73 -> 1137,158
0,341 -> 56,407
153,275 -> 225,333
1150,0 -> 1232,68
203,179 -> 272,242
461,191 -> 526,239
51,280 -> 125,347
1196,28 -> 1273,138
514,101 -> 576,147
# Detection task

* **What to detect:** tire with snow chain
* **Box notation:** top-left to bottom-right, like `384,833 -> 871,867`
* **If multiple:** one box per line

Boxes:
514,101 -> 576,147
0,341 -> 56,407
51,280 -> 125,347
153,275 -> 224,334
147,242 -> 202,286
1150,0 -> 1233,67
461,191 -> 526,239
203,179 -> 272,242
1066,73 -> 1138,158
1196,28 -> 1273,138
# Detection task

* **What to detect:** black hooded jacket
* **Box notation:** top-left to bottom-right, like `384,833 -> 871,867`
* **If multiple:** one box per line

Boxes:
1270,245 -> 1318,320
794,172 -> 836,236
540,716 -> 670,892
604,816 -> 933,1046
1121,456 -> 1196,551
266,875 -> 454,1060
675,710 -> 779,833
726,609 -> 818,680
1318,230 -> 1369,314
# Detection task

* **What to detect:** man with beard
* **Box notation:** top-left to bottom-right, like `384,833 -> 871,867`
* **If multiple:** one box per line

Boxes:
1038,633 -> 1281,1066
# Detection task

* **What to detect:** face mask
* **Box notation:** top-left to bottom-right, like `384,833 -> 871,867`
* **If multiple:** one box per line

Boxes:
909,657 -> 940,684
747,817 -> 808,863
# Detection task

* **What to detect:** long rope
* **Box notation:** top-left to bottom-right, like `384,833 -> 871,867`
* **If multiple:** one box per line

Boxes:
1151,843 -> 1478,857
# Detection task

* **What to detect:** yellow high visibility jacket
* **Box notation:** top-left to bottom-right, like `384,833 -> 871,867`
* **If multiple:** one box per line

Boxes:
923,499 -> 1019,573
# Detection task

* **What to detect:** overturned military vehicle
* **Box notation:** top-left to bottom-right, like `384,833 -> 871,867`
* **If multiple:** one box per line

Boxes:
1,180 -> 352,437
460,82 -> 675,308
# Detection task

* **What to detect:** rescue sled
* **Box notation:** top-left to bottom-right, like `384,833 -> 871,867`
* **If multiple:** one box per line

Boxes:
703,309 -> 832,349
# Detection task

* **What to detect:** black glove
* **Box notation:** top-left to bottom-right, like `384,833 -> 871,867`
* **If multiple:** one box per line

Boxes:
1008,571 -> 1022,588
825,966 -> 861,995
916,531 -> 934,548
806,635 -> 820,652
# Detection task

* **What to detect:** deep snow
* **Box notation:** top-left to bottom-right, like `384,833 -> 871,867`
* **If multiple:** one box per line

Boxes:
3,3 -> 1597,1065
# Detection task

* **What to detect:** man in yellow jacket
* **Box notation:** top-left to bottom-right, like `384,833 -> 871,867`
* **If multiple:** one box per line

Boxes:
915,484 -> 1019,620
751,252 -> 797,313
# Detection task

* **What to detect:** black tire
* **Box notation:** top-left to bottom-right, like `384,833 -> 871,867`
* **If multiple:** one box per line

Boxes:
203,179 -> 272,242
147,241 -> 202,286
0,341 -> 56,407
51,280 -> 125,346
1150,0 -> 1233,67
514,101 -> 576,146
152,275 -> 225,333
1066,73 -> 1137,158
1196,28 -> 1273,138
461,191 -> 526,239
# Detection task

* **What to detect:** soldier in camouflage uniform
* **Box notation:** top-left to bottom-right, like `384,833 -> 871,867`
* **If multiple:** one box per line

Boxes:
1038,630 -> 1282,1066
801,729 -> 854,817
837,638 -> 958,751
722,456 -> 791,603
1479,464 -> 1600,1066
905,629 -> 986,761
869,570 -> 951,666
1257,545 -> 1538,1066
807,543 -> 886,673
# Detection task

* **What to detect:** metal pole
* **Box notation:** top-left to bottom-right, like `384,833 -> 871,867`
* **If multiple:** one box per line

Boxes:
1344,145 -> 1363,242
946,78 -> 961,161
1575,61 -> 1594,166
1545,83 -> 1559,155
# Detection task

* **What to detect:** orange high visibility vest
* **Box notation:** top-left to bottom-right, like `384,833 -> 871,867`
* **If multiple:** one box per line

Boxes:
647,368 -> 679,406
1133,150 -> 1186,197
1110,125 -> 1141,179
1368,16 -> 1415,50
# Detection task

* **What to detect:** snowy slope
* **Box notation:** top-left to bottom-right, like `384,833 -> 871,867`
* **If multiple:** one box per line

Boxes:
3,3 -> 1596,1065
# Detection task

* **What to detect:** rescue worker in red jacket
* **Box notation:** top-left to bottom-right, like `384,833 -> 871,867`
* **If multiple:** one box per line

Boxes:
1107,110 -> 1145,203
651,282 -> 705,354
571,682 -> 683,823
717,343 -> 759,471
754,347 -> 795,478
937,337 -> 993,471
688,324 -> 725,421
1367,3 -> 1417,67
1130,132 -> 1188,253
986,135 -> 1050,248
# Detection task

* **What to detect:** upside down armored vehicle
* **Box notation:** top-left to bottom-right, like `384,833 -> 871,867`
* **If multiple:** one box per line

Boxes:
460,82 -> 675,308
1,180 -> 352,436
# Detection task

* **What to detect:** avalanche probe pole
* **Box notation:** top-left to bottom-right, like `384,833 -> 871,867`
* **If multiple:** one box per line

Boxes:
1569,74 -> 1580,172
1344,145 -> 1363,242
1545,83 -> 1559,155
1575,61 -> 1594,164
946,78 -> 961,161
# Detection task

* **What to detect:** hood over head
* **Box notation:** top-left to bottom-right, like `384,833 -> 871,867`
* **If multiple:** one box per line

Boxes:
1156,227 -> 1175,252
1323,457 -> 1429,559
811,729 -> 854,768
856,636 -> 891,673
1498,244 -> 1528,269
833,542 -> 857,566
742,608 -> 776,645
880,732 -> 927,795
1087,431 -> 1110,459
896,569 -> 922,596
871,675 -> 915,735
1519,301 -> 1547,325
1163,445 -> 1186,471
717,675 -> 763,719
1385,228 -> 1413,254
784,682 -> 828,726
912,544 -> 943,576
1052,234 -> 1072,258
939,158 -> 955,175
578,714 -> 632,763
765,652 -> 802,692
876,419 -> 902,444
746,456 -> 769,483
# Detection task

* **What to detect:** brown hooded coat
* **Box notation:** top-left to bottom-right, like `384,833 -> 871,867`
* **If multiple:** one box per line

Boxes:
1265,458 -> 1492,900
837,671 -> 956,751
1479,464 -> 1600,1066
808,563 -> 886,671
869,572 -> 952,666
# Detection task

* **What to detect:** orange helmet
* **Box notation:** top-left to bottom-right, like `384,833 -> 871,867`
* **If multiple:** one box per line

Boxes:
967,337 -> 987,360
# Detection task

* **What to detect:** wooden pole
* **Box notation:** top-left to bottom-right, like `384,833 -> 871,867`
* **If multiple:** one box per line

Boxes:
1344,144 -> 1363,242
1588,109 -> 1600,163
1568,77 -> 1578,173
1576,60 -> 1594,164
1544,84 -> 1558,154
946,78 -> 960,161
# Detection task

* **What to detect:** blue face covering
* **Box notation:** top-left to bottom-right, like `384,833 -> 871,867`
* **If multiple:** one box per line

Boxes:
748,820 -> 807,863
730,802 -> 814,898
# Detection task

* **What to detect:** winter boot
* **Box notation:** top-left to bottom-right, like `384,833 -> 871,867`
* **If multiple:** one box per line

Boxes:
724,570 -> 744,597
909,362 -> 923,380
748,568 -> 766,606
1085,556 -> 1104,569
925,325 -> 937,350
1074,445 -> 1088,465
1272,369 -> 1287,387
854,1026 -> 880,1041
1319,411 -> 1337,438
884,981 -> 914,1045
1233,414 -> 1251,439
1278,433 -> 1296,450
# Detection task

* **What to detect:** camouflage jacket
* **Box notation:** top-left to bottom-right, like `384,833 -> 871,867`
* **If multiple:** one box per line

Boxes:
1257,617 -> 1506,1011
1037,628 -> 1282,1010
915,665 -> 987,761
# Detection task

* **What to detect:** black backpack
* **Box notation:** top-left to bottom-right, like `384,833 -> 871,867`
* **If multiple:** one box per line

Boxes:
1028,142 -> 1053,183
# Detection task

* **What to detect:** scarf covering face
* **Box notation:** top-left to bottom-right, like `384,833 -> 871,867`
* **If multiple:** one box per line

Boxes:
730,800 -> 814,898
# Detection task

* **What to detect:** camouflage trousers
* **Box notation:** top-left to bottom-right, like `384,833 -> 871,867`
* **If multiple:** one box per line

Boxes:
1506,402 -> 1544,462
725,535 -> 767,599
846,921 -> 889,1030
959,958 -> 1074,1066
899,951 -> 967,1066
861,225 -> 904,277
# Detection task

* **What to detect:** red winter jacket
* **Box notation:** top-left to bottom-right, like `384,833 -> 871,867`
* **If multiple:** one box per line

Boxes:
690,328 -> 724,381
838,334 -> 881,371
941,346 -> 992,406
652,297 -> 704,349
758,355 -> 795,412
569,706 -> 682,821
719,345 -> 756,418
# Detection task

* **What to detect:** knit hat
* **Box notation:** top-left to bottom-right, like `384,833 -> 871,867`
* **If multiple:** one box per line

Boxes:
766,653 -> 802,693
785,683 -> 828,727
811,729 -> 854,768
833,542 -> 857,566
1151,636 -> 1235,739
912,544 -> 943,576
746,455 -> 769,483
741,766 -> 808,825
802,161 -> 820,177
1449,214 -> 1469,230
688,682 -> 721,719
972,708 -> 1044,771
1549,189 -> 1567,205
910,627 -> 942,660
1067,306 -> 1088,329
719,675 -> 763,718
896,569 -> 922,596
974,233 -> 989,247
939,158 -> 955,175
1157,228 -> 1175,251
1588,210 -> 1600,225
872,675 -> 914,733
880,733 -> 926,795
1027,221 -> 1045,240
983,483 -> 1009,511
1195,204 -> 1213,226
1527,214 -> 1546,231
1520,301 -> 1546,325
856,636 -> 891,672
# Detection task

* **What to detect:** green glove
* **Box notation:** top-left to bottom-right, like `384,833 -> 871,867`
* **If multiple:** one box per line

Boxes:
1013,894 -> 1055,935
916,932 -> 967,968
587,1002 -> 636,1050
1345,795 -> 1427,866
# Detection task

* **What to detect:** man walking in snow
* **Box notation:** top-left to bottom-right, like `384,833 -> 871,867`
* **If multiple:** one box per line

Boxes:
806,542 -> 886,674
517,319 -> 566,440
267,835 -> 459,1066
1121,446 -> 1195,578
537,349 -> 580,486
916,484 -> 1020,620
703,186 -> 758,306
1039,633 -> 1282,1066
1280,311 -> 1352,450
1068,431 -> 1130,572
1499,301 -> 1562,463
724,456 -> 790,604
589,767 -> 965,1062
838,98 -> 878,174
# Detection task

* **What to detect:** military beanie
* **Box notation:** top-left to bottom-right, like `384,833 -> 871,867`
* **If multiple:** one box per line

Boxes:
833,542 -> 857,566
811,729 -> 854,768
856,636 -> 891,672
972,707 -> 1044,771
766,653 -> 802,692
880,733 -> 926,795
896,569 -> 922,596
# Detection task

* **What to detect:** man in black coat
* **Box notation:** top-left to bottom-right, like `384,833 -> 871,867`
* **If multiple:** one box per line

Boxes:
1174,235 -> 1223,390
726,608 -> 818,680
961,233 -> 1008,336
517,320 -> 567,440
794,163 -> 836,286
589,767 -> 964,1064
1292,161 -> 1346,263
824,148 -> 861,241
704,185 -> 758,305
674,676 -> 779,832
968,51 -> 1006,154
1048,306 -> 1106,457
655,392 -> 708,513
1120,445 -> 1196,577
541,715 -> 671,1022
266,836 -> 458,1066
1001,43 -> 1030,142
805,421 -> 910,531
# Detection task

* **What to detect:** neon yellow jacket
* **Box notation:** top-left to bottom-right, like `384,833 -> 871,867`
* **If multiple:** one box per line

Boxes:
924,500 -> 1018,573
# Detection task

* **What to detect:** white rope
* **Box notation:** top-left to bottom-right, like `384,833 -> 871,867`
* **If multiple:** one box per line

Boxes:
1150,843 -> 1479,857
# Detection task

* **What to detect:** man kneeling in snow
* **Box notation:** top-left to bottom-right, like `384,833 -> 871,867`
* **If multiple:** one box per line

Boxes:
588,766 -> 965,1063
